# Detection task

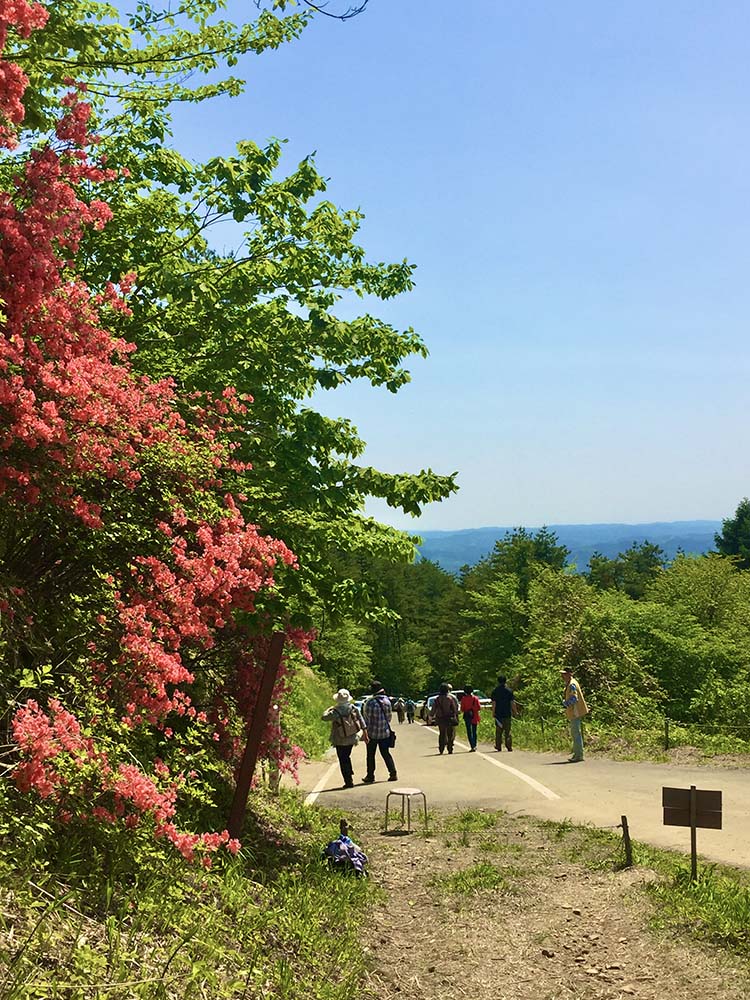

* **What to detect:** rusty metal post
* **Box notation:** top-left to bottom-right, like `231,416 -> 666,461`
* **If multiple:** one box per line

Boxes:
227,631 -> 285,840
620,815 -> 633,868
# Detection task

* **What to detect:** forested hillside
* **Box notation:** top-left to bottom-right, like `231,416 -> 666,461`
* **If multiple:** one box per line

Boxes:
418,521 -> 721,574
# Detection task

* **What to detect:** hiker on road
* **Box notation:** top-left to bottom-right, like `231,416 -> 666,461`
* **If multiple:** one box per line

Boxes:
405,699 -> 416,724
322,689 -> 368,789
561,669 -> 589,762
395,698 -> 406,724
459,685 -> 481,752
362,682 -> 398,784
433,682 -> 459,755
491,675 -> 516,751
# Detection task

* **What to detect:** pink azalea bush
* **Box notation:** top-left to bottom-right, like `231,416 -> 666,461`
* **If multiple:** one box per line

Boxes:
0,1 -> 312,862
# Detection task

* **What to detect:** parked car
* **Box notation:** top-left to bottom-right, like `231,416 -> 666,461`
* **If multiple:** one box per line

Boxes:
452,688 -> 492,706
421,689 -> 492,723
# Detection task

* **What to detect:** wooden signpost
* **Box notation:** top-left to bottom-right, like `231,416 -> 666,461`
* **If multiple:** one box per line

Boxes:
662,785 -> 722,881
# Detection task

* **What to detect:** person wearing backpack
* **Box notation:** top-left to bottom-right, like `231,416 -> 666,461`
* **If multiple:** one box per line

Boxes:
322,689 -> 368,788
433,682 -> 460,754
459,685 -> 481,752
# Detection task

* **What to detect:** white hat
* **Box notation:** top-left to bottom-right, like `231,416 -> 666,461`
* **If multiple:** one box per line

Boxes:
334,688 -> 352,704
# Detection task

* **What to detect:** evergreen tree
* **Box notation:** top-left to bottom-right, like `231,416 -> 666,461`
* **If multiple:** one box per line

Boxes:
715,498 -> 750,569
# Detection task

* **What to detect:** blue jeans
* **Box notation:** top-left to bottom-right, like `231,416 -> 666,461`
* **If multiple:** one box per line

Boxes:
464,717 -> 477,748
570,717 -> 584,759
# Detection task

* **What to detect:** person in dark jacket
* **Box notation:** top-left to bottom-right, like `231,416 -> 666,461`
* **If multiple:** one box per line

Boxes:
490,675 -> 515,751
433,682 -> 459,754
322,688 -> 368,788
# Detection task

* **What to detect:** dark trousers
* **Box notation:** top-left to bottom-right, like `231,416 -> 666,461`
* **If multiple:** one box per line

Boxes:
366,737 -> 396,778
464,718 -> 478,749
495,716 -> 512,750
335,744 -> 354,785
437,721 -> 456,753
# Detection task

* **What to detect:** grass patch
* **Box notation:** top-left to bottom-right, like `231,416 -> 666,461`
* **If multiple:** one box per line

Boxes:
477,837 -> 525,855
443,809 -> 500,834
0,790 -> 372,1000
648,867 -> 750,956
477,715 -> 750,761
432,861 -> 517,896
284,664 -> 335,758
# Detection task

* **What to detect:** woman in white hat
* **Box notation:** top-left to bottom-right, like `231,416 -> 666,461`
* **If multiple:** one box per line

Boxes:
322,689 -> 368,788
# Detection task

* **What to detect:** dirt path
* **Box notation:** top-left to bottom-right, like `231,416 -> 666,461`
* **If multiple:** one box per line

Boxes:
350,808 -> 749,1000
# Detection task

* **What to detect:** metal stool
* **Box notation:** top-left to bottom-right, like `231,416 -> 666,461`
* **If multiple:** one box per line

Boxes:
384,787 -> 428,833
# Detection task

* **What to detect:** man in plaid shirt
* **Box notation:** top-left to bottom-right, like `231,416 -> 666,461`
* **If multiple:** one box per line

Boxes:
361,681 -> 398,784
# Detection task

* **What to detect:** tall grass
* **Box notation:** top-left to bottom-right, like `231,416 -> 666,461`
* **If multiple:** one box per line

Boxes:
475,714 -> 750,759
0,791 -> 371,1000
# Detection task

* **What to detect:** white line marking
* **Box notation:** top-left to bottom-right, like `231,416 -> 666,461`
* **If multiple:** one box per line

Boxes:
304,760 -> 340,806
455,739 -> 560,800
415,725 -> 560,801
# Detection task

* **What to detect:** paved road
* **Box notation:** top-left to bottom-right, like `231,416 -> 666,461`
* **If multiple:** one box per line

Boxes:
296,721 -> 750,868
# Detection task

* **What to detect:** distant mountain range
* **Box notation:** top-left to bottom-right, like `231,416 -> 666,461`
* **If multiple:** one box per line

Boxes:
416,521 -> 722,574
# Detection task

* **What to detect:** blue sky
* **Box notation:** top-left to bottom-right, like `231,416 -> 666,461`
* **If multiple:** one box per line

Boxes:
170,1 -> 750,530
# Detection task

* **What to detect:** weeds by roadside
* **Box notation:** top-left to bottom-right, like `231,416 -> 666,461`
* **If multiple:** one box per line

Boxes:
0,790 -> 371,1000
475,715 -> 750,764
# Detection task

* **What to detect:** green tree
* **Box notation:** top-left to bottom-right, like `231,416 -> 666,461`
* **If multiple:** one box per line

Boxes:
464,527 -> 569,600
9,0 -> 457,626
459,578 -> 527,691
588,541 -> 666,599
715,498 -> 750,569
523,571 -> 662,724
647,554 -> 749,631
311,617 -> 373,692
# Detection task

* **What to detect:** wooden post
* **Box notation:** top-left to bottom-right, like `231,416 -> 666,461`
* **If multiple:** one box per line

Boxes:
227,631 -> 285,840
620,815 -> 633,868
664,716 -> 670,751
689,784 -> 698,882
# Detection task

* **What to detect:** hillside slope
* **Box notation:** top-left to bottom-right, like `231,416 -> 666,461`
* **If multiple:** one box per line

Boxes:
417,520 -> 721,573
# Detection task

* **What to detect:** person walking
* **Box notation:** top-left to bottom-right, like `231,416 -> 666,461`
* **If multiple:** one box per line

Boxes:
395,698 -> 406,725
459,686 -> 481,751
561,669 -> 589,762
490,675 -> 515,751
361,682 -> 398,784
405,699 -> 416,724
433,682 -> 459,754
322,689 -> 368,788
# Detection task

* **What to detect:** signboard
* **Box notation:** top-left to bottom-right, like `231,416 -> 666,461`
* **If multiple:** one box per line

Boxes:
662,787 -> 722,829
662,784 -> 723,880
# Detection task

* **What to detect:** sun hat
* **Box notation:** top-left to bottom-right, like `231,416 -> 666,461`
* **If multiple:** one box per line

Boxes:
334,688 -> 352,704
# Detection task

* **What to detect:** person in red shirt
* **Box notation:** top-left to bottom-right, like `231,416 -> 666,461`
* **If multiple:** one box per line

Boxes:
459,686 -> 481,752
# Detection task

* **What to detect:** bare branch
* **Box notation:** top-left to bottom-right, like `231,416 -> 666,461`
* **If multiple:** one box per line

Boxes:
300,1 -> 370,21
